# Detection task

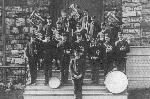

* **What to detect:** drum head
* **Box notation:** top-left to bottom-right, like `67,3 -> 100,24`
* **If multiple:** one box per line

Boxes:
49,77 -> 60,89
104,71 -> 128,94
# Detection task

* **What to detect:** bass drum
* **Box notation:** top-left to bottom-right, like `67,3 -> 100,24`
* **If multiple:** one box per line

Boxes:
49,77 -> 61,89
104,71 -> 128,94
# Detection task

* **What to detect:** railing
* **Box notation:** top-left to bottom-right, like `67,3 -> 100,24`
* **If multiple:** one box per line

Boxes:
0,66 -> 27,86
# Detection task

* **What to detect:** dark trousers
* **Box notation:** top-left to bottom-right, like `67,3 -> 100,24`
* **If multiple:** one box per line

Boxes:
28,57 -> 38,84
116,58 -> 126,72
60,55 -> 70,84
104,61 -> 114,77
80,55 -> 86,84
43,59 -> 53,84
72,78 -> 83,99
90,59 -> 100,83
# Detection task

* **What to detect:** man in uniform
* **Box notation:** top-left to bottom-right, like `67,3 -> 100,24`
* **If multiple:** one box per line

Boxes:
45,16 -> 53,41
102,34 -> 115,77
115,32 -> 130,72
88,39 -> 103,84
26,34 -> 38,85
89,16 -> 100,41
57,9 -> 68,32
58,33 -> 72,85
69,49 -> 85,99
72,26 -> 89,85
42,34 -> 58,85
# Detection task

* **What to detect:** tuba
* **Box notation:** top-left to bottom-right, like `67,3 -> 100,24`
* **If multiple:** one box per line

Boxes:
69,4 -> 80,20
28,10 -> 45,25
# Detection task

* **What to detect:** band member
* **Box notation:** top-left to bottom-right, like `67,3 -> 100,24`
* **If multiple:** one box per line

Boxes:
58,34 -> 71,85
102,34 -> 115,77
25,34 -> 38,85
57,9 -> 68,32
69,49 -> 85,99
106,8 -> 121,44
97,22 -> 110,42
68,15 -> 77,32
80,9 -> 91,33
115,33 -> 130,72
88,39 -> 103,84
37,22 -> 46,40
73,23 -> 87,42
89,15 -> 100,41
72,29 -> 89,85
52,21 -> 65,70
45,16 -> 53,41
43,34 -> 58,85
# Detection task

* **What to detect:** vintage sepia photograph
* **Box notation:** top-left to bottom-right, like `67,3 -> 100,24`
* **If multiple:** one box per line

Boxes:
0,0 -> 150,99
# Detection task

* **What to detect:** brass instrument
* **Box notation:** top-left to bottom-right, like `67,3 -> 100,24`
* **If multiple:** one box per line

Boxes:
28,10 -> 45,25
69,4 -> 80,20
104,43 -> 113,52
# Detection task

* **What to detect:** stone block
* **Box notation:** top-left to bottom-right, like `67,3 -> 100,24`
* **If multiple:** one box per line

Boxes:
140,0 -> 149,3
132,0 -> 140,2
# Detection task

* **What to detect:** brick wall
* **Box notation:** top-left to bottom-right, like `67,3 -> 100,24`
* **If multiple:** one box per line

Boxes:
122,0 -> 150,46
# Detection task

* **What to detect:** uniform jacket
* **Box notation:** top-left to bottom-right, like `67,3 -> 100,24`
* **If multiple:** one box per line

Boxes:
115,39 -> 130,60
89,21 -> 100,39
45,24 -> 53,40
43,39 -> 58,60
102,42 -> 115,62
26,40 -> 39,59
88,44 -> 104,60
69,57 -> 85,79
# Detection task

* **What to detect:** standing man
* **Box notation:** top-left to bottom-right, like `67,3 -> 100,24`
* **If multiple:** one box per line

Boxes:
69,49 -> 85,99
25,34 -> 38,85
115,33 -> 130,72
72,29 -> 89,85
43,34 -> 58,85
89,16 -> 100,41
88,39 -> 103,84
58,34 -> 71,85
102,34 -> 115,77
38,22 -> 46,40
45,16 -> 53,41
57,9 -> 68,32
80,9 -> 91,34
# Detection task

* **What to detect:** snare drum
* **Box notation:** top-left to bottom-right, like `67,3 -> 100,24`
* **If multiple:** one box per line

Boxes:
104,71 -> 128,94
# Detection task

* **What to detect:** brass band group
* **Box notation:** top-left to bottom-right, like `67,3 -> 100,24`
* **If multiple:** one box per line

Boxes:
25,4 -> 130,99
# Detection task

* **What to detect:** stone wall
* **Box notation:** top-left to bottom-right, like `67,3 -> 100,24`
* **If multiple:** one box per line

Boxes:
122,0 -> 150,46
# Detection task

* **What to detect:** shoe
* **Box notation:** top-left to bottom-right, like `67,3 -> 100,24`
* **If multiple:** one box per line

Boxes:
55,67 -> 60,70
31,83 -> 37,85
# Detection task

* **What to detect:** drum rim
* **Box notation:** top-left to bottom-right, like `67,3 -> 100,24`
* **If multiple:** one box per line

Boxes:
49,76 -> 61,89
104,70 -> 128,94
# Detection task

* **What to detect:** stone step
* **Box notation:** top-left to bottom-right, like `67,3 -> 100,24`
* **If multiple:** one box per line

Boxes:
37,70 -> 104,79
25,85 -> 107,91
24,85 -> 128,99
36,78 -> 105,85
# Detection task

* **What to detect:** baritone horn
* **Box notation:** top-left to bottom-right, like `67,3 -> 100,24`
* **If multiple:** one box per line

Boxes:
28,10 -> 45,25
